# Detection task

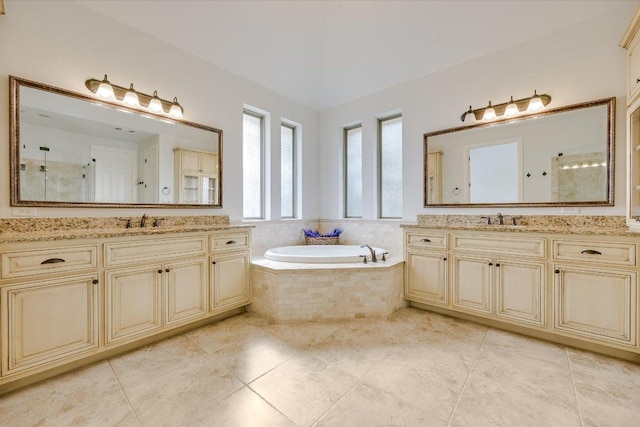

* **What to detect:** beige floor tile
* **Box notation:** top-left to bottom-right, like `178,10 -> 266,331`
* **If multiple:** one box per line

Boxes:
482,328 -> 568,367
387,305 -> 430,325
182,386 -> 295,427
314,382 -> 446,427
109,334 -> 207,389
450,348 -> 581,427
573,371 -> 640,427
0,361 -> 135,427
259,320 -> 348,349
186,314 -> 267,354
361,353 -> 468,422
568,347 -> 640,388
250,354 -> 359,426
125,358 -> 243,426
207,333 -> 301,383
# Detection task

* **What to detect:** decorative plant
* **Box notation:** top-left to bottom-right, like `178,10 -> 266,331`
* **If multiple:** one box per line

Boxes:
303,228 -> 343,238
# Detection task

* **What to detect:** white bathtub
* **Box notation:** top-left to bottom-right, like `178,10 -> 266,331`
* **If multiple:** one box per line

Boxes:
263,245 -> 387,263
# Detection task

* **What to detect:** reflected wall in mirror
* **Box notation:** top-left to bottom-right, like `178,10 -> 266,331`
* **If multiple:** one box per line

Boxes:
10,76 -> 223,208
424,97 -> 615,207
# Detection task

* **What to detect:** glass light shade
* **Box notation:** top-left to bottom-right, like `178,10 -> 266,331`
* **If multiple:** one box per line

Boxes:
169,97 -> 183,119
527,91 -> 544,112
123,84 -> 140,107
148,91 -> 164,113
96,75 -> 115,100
482,102 -> 496,121
504,96 -> 519,117
463,106 -> 476,124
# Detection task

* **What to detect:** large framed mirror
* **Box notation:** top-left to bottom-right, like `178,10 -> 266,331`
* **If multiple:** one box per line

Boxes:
424,97 -> 615,207
10,76 -> 223,208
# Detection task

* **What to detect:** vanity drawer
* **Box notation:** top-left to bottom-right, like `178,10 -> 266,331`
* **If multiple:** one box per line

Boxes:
553,240 -> 636,267
405,232 -> 448,250
105,236 -> 207,267
452,235 -> 546,258
1,245 -> 98,280
210,233 -> 249,252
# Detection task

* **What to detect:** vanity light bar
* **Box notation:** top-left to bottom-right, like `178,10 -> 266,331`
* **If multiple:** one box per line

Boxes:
561,162 -> 607,170
85,75 -> 184,119
461,91 -> 551,123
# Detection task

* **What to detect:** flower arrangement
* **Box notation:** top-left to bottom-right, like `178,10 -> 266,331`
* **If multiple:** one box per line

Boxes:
303,228 -> 343,245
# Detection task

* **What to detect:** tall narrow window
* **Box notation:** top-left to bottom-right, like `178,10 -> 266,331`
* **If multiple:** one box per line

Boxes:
281,123 -> 296,218
379,115 -> 402,218
243,110 -> 264,219
344,125 -> 363,218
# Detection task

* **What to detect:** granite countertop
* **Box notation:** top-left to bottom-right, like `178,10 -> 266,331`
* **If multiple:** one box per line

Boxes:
402,215 -> 640,237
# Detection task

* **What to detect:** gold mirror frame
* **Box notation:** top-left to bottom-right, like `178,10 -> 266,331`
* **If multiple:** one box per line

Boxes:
10,76 -> 223,208
423,97 -> 615,208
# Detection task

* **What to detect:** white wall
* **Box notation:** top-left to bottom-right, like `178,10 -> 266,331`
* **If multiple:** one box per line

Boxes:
318,4 -> 637,220
0,0 -> 319,222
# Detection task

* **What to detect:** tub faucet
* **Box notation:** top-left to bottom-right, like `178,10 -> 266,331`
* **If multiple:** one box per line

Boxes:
140,214 -> 148,228
360,244 -> 377,262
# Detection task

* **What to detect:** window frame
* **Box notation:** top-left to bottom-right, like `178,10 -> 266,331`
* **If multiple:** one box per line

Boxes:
378,113 -> 403,219
280,121 -> 297,219
243,109 -> 265,220
344,123 -> 363,219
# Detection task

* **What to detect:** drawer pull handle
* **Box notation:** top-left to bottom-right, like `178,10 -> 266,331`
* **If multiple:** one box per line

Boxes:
420,238 -> 431,243
226,240 -> 237,245
581,250 -> 602,255
637,78 -> 640,83
92,279 -> 98,284
41,258 -> 65,264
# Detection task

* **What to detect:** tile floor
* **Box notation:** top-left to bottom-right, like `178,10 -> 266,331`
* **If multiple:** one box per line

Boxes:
1,307 -> 640,426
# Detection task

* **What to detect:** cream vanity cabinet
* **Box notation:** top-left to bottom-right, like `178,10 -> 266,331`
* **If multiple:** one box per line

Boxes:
451,234 -> 546,327
622,6 -> 640,107
104,235 -> 208,344
174,148 -> 219,205
209,233 -> 251,312
0,243 -> 100,376
552,239 -> 637,348
404,228 -> 640,356
404,231 -> 448,306
426,151 -> 443,204
0,228 -> 251,392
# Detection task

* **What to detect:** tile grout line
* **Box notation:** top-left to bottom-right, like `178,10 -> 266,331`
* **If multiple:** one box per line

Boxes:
566,348 -> 585,427
446,325 -> 489,426
106,359 -> 143,427
246,383 -> 301,426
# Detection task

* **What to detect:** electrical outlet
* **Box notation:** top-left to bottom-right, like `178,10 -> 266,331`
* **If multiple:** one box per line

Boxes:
12,207 -> 37,217
560,207 -> 579,214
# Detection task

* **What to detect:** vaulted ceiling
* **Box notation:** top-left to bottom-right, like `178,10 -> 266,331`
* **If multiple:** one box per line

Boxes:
77,1 -> 635,111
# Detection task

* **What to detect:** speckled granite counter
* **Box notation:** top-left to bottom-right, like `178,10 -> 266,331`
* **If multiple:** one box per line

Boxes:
402,215 -> 639,237
0,215 -> 252,244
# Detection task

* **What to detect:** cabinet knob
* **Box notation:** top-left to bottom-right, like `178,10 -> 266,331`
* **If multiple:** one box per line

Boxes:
555,269 -> 560,274
443,257 -> 447,261
212,261 -> 216,265
158,269 -> 163,274
495,263 -> 500,267
165,268 -> 171,272
92,279 -> 98,284
636,78 -> 640,83
488,262 -> 493,266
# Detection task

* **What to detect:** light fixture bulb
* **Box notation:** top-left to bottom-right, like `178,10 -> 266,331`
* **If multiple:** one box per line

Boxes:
169,97 -> 184,119
123,83 -> 140,107
148,90 -> 164,113
482,101 -> 496,121
527,90 -> 544,112
96,74 -> 116,100
463,106 -> 476,124
504,96 -> 519,117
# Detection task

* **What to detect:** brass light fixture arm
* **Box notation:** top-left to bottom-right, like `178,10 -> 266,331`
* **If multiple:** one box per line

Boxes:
460,93 -> 552,122
85,78 -> 177,113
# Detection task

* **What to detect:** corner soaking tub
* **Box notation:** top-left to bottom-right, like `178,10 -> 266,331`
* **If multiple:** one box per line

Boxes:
263,244 -> 386,263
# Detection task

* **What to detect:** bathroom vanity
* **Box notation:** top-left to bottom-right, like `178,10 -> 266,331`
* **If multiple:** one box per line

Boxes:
403,216 -> 640,361
0,220 -> 251,394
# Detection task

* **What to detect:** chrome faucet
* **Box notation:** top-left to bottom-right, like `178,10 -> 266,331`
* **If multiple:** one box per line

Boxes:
360,244 -> 377,262
140,214 -> 148,228
496,212 -> 504,225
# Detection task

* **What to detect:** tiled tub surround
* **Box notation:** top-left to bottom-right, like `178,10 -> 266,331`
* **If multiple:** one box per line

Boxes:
251,258 -> 405,322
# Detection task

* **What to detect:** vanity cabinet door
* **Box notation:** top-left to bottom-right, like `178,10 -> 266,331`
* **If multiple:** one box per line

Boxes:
106,266 -> 163,344
554,265 -> 637,347
405,250 -> 447,306
1,274 -> 99,375
495,259 -> 545,327
210,251 -> 250,312
451,255 -> 492,315
165,258 -> 208,327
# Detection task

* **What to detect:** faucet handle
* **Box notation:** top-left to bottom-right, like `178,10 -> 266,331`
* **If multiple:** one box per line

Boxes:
359,255 -> 368,264
480,216 -> 491,225
153,218 -> 165,227
382,252 -> 389,261
118,218 -> 132,229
